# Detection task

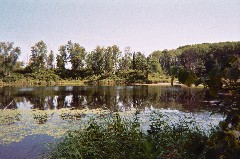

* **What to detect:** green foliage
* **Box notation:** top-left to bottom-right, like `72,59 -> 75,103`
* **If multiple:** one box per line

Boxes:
146,112 -> 208,159
51,112 -> 240,159
147,57 -> 162,74
56,45 -> 68,70
1,40 -> 240,85
132,52 -> 148,72
103,45 -> 120,74
68,41 -> 86,71
47,50 -> 54,69
2,73 -> 24,83
27,70 -> 60,82
0,42 -> 21,76
119,70 -> 147,83
147,73 -> 168,84
159,49 -> 177,74
86,46 -> 105,76
28,40 -> 47,72
206,131 -> 240,159
177,47 -> 240,158
51,113 -> 145,159
177,69 -> 197,87
157,42 -> 240,81
149,50 -> 162,60
119,46 -> 132,71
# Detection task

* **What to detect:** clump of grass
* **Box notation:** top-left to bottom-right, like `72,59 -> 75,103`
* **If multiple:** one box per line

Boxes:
145,112 -> 208,159
50,113 -> 145,159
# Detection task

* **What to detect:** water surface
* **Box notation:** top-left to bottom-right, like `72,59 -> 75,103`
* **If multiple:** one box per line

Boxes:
0,85 -> 223,159
1,85 -> 208,111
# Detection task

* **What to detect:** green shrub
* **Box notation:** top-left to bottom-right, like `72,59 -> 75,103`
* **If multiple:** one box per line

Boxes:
145,112 -> 208,159
2,73 -> 25,82
27,70 -> 60,82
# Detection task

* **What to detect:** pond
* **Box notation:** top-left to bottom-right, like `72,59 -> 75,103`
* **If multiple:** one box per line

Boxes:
0,85 -> 224,159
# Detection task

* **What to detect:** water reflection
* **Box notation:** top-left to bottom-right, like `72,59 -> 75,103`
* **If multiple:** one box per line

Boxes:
0,85 -> 223,159
0,86 -> 208,112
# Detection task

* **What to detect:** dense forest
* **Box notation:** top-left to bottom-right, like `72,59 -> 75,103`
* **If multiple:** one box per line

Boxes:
0,41 -> 239,86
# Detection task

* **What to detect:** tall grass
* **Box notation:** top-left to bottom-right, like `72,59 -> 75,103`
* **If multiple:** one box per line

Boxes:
49,111 -> 240,159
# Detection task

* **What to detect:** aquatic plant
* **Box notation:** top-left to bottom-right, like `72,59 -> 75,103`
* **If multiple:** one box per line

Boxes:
50,112 -> 146,159
0,109 -> 20,125
49,111 -> 213,159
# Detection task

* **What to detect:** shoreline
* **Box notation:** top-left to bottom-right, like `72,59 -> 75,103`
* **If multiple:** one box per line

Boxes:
0,80 -> 205,88
134,82 -> 204,87
134,82 -> 181,86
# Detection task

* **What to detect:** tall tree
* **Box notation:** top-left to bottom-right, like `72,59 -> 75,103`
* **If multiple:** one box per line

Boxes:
56,45 -> 68,70
147,56 -> 162,74
119,46 -> 132,71
47,50 -> 54,69
178,46 -> 205,76
159,49 -> 177,74
111,45 -> 121,74
149,50 -> 162,62
133,52 -> 148,72
104,46 -> 114,73
0,42 -> 21,76
67,41 -> 86,71
88,46 -> 105,75
103,45 -> 121,74
29,40 -> 47,71
148,50 -> 163,73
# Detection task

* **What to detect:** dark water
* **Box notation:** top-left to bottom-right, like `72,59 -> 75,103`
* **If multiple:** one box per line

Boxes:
0,85 -> 208,112
0,85 -> 221,159
0,135 -> 55,159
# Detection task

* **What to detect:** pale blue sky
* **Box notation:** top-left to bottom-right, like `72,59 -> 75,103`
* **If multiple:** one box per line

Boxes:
0,0 -> 240,61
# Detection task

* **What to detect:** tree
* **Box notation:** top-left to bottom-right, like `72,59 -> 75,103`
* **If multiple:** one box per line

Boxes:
119,46 -> 132,71
0,42 -> 21,76
87,46 -> 105,76
104,46 -> 114,73
147,56 -> 162,74
67,41 -> 86,71
111,45 -> 121,74
56,45 -> 68,70
103,45 -> 121,74
159,49 -> 177,74
178,45 -> 206,77
133,52 -> 148,72
149,50 -> 162,62
28,40 -> 47,72
47,50 -> 54,69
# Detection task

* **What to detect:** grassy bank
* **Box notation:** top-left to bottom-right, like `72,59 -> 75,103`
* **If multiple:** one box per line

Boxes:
0,72 -> 173,87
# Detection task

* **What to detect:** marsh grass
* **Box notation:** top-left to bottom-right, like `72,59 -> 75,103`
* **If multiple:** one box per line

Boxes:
49,112 -> 213,159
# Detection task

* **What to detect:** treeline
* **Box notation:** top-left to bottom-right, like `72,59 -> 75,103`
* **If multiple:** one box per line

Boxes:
159,42 -> 240,87
0,41 -> 239,84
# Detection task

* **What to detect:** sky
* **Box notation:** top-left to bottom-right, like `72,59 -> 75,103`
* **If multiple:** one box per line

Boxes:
0,0 -> 240,62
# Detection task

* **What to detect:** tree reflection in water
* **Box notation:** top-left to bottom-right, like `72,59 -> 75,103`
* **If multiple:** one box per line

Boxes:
0,85 -> 211,112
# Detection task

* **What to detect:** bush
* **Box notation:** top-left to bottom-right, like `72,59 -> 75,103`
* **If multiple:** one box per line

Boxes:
27,70 -> 60,82
117,70 -> 147,83
2,73 -> 25,82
